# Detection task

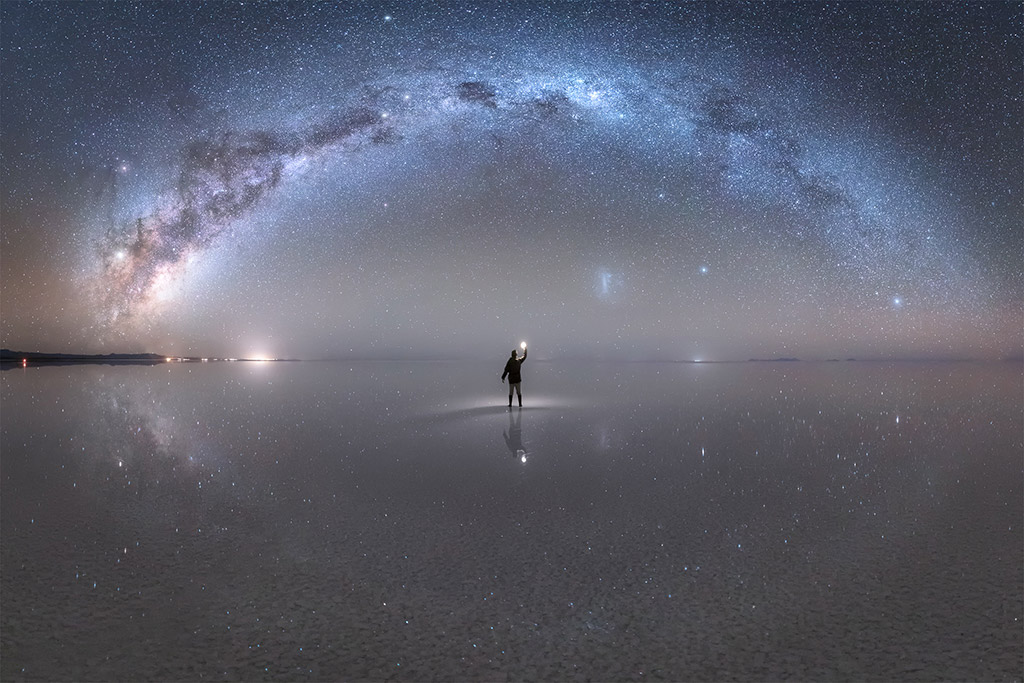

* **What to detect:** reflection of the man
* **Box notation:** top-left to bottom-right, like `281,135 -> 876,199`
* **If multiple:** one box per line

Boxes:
502,407 -> 527,463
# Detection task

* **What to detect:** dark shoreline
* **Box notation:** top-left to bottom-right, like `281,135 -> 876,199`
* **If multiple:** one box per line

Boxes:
1,349 -> 299,368
1,358 -> 167,370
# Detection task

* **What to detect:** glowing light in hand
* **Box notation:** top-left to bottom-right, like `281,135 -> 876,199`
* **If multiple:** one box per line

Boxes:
520,341 -> 527,349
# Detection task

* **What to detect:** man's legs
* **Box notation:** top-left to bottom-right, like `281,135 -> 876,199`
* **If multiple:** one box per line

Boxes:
513,382 -> 522,407
508,382 -> 515,407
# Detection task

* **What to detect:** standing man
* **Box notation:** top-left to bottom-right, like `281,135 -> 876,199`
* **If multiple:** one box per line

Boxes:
501,343 -> 527,407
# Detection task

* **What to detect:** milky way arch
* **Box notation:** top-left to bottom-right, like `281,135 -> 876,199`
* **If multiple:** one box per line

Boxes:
95,66 -> 939,331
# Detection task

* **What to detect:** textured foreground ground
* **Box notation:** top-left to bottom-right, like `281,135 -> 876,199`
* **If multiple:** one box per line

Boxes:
2,361 -> 1021,680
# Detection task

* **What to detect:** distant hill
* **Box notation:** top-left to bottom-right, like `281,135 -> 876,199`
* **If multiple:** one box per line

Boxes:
1,349 -> 166,363
747,357 -> 801,362
1,350 -> 298,366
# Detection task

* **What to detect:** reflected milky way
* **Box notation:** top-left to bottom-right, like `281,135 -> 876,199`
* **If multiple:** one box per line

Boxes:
1,361 -> 1021,680
1,2 -> 1020,359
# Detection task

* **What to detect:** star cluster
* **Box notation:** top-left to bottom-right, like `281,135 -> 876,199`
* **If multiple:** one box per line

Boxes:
1,1 -> 1020,359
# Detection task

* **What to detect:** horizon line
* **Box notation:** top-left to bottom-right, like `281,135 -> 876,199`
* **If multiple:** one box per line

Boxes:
3,348 -> 1022,364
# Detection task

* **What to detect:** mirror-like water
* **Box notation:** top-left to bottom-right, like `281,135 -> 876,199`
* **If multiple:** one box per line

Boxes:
2,361 -> 1021,681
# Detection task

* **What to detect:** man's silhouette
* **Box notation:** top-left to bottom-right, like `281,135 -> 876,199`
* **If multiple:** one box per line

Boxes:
500,345 -> 527,407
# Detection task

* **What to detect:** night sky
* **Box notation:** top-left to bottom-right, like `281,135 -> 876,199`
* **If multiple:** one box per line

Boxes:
2,1 -> 1020,361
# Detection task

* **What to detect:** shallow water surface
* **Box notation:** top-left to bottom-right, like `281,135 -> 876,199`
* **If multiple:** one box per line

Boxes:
2,360 -> 1021,681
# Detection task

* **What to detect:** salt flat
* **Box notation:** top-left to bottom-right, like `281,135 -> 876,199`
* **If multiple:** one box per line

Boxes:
2,360 -> 1021,681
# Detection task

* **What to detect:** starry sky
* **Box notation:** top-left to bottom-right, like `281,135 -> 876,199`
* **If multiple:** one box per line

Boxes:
2,1 -> 1020,361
